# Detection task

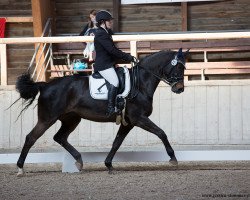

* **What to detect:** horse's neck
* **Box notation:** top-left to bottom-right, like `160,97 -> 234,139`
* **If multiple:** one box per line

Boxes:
139,68 -> 160,99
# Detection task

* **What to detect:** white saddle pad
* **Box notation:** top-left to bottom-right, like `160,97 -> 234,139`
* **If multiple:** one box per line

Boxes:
89,76 -> 108,100
89,66 -> 131,100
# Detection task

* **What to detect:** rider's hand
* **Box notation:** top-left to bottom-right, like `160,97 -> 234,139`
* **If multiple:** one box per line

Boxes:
132,56 -> 138,63
129,55 -> 138,64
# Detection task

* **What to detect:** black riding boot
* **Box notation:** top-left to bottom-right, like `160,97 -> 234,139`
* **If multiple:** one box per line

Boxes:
106,85 -> 118,117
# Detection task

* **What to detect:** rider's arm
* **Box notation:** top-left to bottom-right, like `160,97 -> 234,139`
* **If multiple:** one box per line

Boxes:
96,33 -> 133,62
79,24 -> 89,36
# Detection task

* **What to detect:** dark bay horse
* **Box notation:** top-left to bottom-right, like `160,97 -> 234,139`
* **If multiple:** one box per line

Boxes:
15,48 -> 188,176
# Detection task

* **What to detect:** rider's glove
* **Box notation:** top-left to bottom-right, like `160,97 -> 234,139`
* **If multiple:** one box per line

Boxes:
128,55 -> 138,64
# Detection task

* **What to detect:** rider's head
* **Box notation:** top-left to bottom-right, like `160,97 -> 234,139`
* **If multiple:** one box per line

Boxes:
96,10 -> 114,30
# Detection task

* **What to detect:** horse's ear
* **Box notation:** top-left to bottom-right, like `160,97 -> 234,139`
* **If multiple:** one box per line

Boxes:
177,48 -> 183,57
183,48 -> 190,57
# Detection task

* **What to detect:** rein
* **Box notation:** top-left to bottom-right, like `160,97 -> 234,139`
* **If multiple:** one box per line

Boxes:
127,63 -> 140,100
141,55 -> 185,86
127,54 -> 185,99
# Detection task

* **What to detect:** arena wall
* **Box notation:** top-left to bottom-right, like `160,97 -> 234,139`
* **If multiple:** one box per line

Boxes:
1,81 -> 250,153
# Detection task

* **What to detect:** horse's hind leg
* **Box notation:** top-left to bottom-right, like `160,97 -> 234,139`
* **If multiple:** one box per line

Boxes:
17,120 -> 55,176
53,114 -> 82,171
105,124 -> 134,172
136,117 -> 178,165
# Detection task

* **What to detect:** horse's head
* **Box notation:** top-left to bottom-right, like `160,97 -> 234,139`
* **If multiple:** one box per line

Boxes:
162,48 -> 189,94
138,48 -> 189,95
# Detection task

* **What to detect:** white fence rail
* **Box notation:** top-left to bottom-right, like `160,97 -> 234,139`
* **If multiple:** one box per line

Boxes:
1,31 -> 250,44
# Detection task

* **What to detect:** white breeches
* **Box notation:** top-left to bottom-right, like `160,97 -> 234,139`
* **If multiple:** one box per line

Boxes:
99,67 -> 119,87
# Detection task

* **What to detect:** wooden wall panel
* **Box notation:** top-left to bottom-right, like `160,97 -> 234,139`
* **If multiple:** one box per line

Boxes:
54,1 -> 181,34
55,0 -> 113,35
0,90 -> 11,149
1,83 -> 250,151
194,86 -> 207,144
0,0 -> 32,16
5,23 -> 33,37
1,1 -> 250,35
242,86 -> 250,141
54,0 -> 250,34
206,86 -> 219,144
6,43 -> 34,85
218,86 -> 231,144
230,86 -> 243,143
0,0 -> 34,85
120,3 -> 182,32
188,0 -> 250,31
182,87 -> 195,144
171,89 -> 183,145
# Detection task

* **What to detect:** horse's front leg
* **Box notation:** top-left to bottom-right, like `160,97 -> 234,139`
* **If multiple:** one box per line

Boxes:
136,116 -> 178,165
105,124 -> 134,173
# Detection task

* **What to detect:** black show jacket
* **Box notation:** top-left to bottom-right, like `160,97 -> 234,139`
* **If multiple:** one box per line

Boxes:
94,27 -> 133,72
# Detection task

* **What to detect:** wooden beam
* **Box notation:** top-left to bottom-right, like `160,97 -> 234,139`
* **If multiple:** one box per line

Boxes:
150,39 -> 250,50
205,68 -> 250,75
32,0 -> 43,37
181,2 -> 188,31
130,41 -> 137,57
31,0 -> 55,81
113,0 -> 121,32
32,0 -> 45,81
185,61 -> 250,76
2,31 -> 250,44
32,0 -> 54,37
5,17 -> 33,23
187,61 -> 250,69
0,44 -> 7,85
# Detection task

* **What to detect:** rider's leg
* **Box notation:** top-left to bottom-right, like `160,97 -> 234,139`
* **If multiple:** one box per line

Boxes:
107,84 -> 117,116
99,67 -> 119,117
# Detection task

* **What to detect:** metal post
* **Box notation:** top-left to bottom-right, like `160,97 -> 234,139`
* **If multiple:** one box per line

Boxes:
201,50 -> 208,81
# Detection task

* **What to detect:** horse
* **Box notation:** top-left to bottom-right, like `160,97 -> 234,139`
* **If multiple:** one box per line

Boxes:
15,48 -> 188,176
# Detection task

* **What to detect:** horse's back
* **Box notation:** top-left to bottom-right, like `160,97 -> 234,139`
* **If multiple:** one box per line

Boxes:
38,75 -> 90,115
41,75 -> 89,94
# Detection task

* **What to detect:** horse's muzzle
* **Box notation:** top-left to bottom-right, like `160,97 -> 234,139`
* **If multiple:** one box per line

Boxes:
171,81 -> 184,94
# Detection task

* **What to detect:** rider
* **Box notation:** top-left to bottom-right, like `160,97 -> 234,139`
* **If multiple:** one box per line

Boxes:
94,10 -> 136,117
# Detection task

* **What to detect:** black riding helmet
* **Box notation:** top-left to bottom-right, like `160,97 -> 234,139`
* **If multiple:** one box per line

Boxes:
96,10 -> 114,23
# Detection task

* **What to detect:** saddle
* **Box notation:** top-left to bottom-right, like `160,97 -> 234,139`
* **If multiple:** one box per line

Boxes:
89,66 -> 131,100
89,66 -> 131,125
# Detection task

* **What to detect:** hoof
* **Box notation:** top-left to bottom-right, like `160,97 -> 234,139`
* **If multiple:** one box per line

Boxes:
105,161 -> 114,174
17,168 -> 25,177
75,161 -> 83,171
108,167 -> 115,174
169,158 -> 178,166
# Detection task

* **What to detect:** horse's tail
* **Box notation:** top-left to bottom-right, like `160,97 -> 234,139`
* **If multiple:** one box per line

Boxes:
16,73 -> 45,109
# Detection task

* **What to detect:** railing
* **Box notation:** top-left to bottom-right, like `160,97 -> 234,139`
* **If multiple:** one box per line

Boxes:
5,17 -> 33,23
0,16 -> 33,85
28,18 -> 52,81
1,31 -> 250,85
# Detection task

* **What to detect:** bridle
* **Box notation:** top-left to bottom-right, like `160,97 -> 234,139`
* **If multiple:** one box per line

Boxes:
128,53 -> 186,99
142,54 -> 186,87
